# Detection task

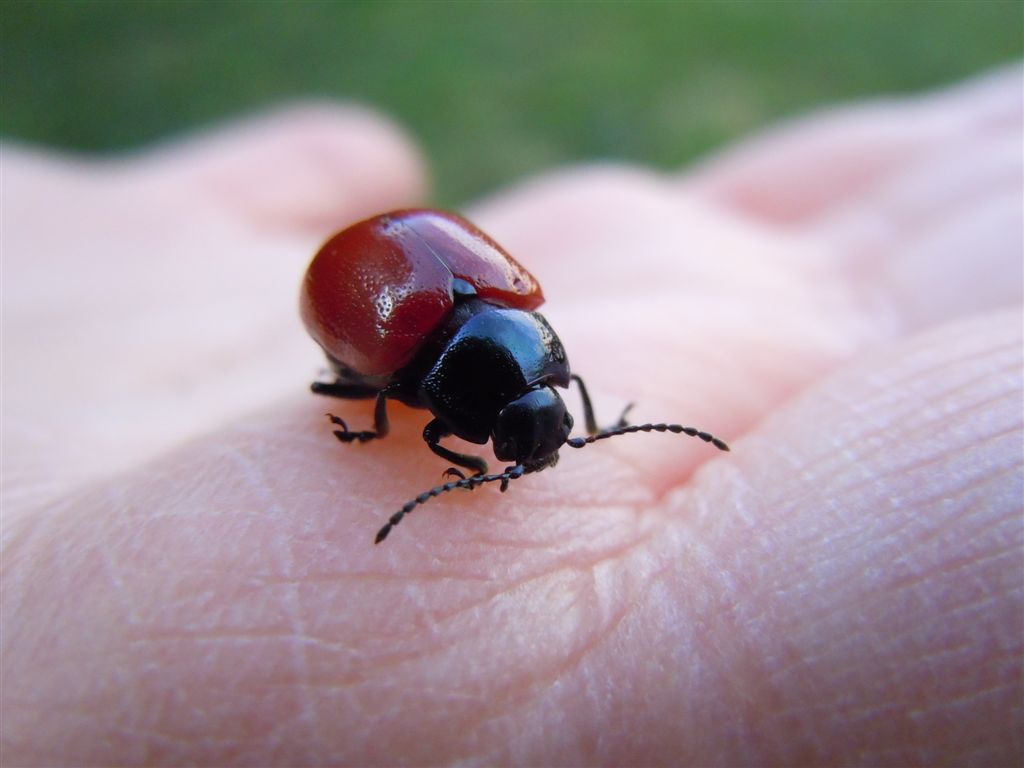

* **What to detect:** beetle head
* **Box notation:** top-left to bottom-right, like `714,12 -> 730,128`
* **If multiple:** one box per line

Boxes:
492,386 -> 573,464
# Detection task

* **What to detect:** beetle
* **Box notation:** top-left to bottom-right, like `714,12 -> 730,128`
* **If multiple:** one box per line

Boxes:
300,209 -> 729,543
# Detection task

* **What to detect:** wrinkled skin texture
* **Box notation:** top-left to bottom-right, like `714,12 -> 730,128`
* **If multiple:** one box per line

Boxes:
3,70 -> 1022,766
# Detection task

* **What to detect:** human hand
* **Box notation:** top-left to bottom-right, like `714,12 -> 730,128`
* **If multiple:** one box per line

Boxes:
3,68 -> 1021,765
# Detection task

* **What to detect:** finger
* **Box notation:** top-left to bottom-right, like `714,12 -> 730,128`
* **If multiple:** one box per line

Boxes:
471,165 -> 880,448
2,105 -> 425,511
658,309 -> 1022,764
126,102 -> 427,233
820,127 -> 1023,332
683,64 -> 1022,225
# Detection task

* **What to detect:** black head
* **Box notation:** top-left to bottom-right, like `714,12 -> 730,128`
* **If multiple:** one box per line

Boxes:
492,386 -> 573,465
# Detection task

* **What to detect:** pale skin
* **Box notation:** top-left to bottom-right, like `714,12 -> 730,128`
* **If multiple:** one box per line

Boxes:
2,67 -> 1021,765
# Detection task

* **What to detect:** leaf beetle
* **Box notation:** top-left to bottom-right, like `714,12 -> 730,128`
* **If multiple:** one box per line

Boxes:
300,209 -> 728,543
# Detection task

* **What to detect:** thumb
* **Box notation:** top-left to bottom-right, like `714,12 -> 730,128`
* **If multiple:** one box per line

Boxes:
126,102 -> 428,233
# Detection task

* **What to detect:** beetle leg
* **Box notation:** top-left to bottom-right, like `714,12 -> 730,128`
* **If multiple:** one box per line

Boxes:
310,380 -> 381,399
611,402 -> 635,430
326,391 -> 390,443
571,374 -> 634,435
423,419 -> 488,475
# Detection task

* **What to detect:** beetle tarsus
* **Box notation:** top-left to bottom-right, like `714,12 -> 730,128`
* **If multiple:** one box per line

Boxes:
323,391 -> 391,444
327,413 -> 379,443
613,402 -> 635,429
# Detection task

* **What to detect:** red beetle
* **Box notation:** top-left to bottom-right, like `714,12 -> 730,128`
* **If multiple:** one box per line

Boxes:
301,209 -> 728,543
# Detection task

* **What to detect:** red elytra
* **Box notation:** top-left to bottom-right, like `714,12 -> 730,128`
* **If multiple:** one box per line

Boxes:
300,209 -> 544,375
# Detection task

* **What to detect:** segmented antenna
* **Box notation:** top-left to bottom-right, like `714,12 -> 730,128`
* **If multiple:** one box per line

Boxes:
567,423 -> 730,452
376,464 -> 527,544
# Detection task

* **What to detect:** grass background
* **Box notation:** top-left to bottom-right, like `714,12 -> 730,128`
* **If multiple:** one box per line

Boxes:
3,1 -> 1022,204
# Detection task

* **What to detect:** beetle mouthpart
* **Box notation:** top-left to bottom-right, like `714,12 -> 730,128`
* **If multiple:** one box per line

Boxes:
376,464 -> 528,544
567,422 -> 730,452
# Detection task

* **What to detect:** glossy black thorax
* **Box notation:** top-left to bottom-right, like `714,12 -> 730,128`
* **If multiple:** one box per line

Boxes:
389,297 -> 571,444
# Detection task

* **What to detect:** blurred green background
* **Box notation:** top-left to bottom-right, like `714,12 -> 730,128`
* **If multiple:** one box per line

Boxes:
3,1 -> 1022,204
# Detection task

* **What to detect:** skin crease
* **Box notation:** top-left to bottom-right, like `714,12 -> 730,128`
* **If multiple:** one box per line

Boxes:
2,68 -> 1022,766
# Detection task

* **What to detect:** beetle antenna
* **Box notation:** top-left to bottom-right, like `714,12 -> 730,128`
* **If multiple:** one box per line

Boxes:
376,464 -> 527,544
567,423 -> 730,452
